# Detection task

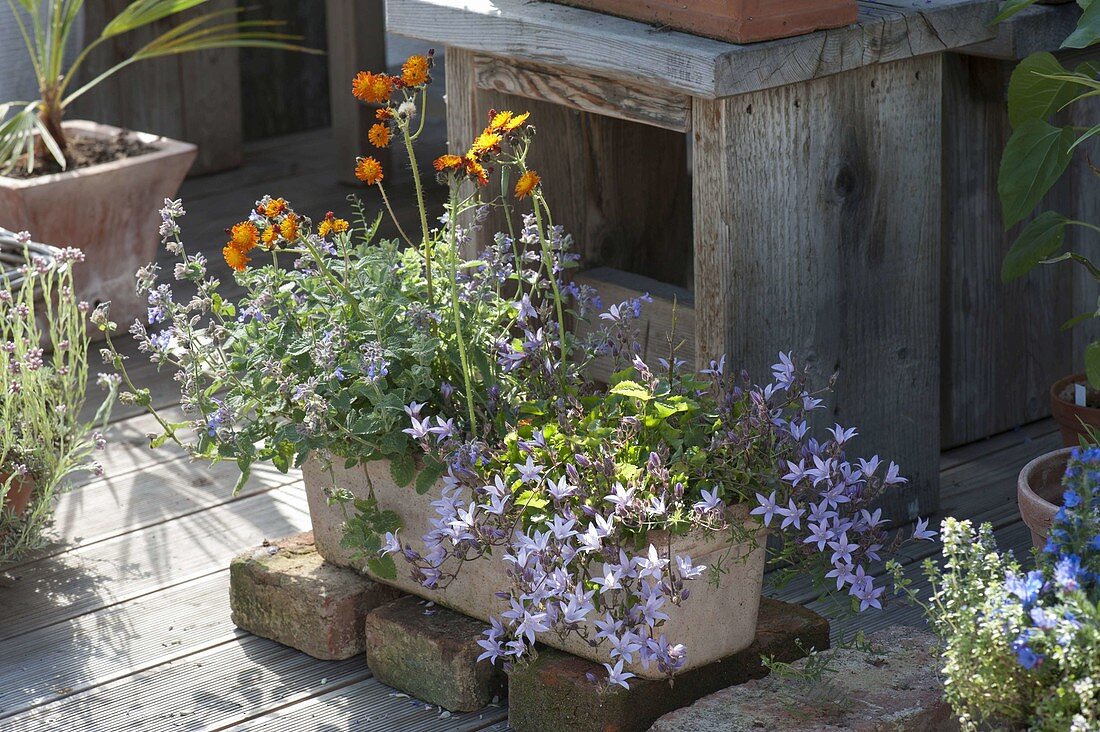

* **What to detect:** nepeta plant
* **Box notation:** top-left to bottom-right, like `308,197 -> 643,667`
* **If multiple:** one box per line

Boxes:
1,233 -> 116,561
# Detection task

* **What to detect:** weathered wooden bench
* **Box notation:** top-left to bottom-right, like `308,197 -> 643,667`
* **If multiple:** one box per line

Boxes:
388,0 -> 1096,523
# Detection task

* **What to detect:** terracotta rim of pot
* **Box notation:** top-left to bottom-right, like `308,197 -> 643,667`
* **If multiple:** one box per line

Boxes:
1050,373 -> 1100,446
1017,447 -> 1072,548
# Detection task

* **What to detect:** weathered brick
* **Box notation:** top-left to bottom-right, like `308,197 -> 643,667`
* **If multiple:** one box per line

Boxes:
229,531 -> 403,660
650,625 -> 957,732
364,595 -> 506,712
507,598 -> 829,732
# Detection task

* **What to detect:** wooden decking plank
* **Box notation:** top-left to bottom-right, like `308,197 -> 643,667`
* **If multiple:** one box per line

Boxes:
0,573 -> 237,716
220,675 -> 508,732
2,635 -> 369,732
0,485 -> 308,641
939,418 -> 1059,472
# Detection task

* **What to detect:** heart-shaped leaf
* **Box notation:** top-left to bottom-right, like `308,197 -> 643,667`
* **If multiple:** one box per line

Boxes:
999,119 -> 1075,229
1001,211 -> 1068,282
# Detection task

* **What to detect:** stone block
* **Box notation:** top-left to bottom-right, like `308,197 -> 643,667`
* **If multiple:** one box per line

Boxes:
229,531 -> 403,660
650,625 -> 957,732
508,598 -> 830,732
364,595 -> 506,712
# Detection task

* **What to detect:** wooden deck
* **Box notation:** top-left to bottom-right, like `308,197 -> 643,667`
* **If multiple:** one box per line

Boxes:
0,34 -> 1055,731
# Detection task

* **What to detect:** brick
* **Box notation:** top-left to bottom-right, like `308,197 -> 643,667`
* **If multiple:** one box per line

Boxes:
507,598 -> 829,732
229,531 -> 403,660
364,595 -> 506,712
650,625 -> 957,732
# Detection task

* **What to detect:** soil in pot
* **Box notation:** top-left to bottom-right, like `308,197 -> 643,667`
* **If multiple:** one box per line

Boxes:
5,130 -> 156,179
1050,374 -> 1100,447
1018,448 -> 1070,549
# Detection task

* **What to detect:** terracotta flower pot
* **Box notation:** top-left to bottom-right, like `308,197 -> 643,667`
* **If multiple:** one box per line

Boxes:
0,121 -> 197,328
1,471 -> 36,518
304,457 -> 766,678
1050,373 -> 1100,447
1017,448 -> 1071,549
546,0 -> 858,44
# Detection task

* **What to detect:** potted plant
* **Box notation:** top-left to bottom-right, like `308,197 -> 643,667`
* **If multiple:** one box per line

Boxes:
104,53 -> 933,687
894,448 -> 1100,731
544,0 -> 858,44
0,0 -> 313,325
0,228 -> 117,563
997,2 -> 1100,446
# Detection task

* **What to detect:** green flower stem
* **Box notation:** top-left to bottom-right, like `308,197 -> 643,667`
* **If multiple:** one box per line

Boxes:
402,122 -> 435,308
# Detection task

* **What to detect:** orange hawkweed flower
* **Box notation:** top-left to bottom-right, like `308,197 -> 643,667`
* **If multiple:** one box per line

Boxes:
227,222 -> 258,253
319,212 -> 349,238
514,170 -> 541,200
463,154 -> 490,186
487,110 -> 513,133
259,197 -> 286,217
279,213 -> 300,242
355,156 -> 384,185
368,123 -> 392,148
352,71 -> 394,104
433,154 -> 464,172
223,244 -> 250,272
376,108 -> 392,121
401,55 -> 430,87
500,111 -> 530,133
261,226 -> 280,248
469,131 -> 502,156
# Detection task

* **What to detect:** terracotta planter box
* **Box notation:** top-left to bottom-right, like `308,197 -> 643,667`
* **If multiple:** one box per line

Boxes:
1017,448 -> 1070,549
304,458 -> 767,678
0,121 -> 197,328
546,0 -> 858,44
1050,373 -> 1100,447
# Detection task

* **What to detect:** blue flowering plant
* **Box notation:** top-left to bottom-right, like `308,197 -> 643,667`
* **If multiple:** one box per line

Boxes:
383,350 -> 934,688
907,448 -> 1100,731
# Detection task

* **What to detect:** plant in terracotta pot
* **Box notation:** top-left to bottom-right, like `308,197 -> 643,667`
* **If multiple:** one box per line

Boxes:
0,229 -> 117,563
0,0 -> 314,325
996,2 -> 1100,446
892,456 -> 1100,731
104,53 -> 934,686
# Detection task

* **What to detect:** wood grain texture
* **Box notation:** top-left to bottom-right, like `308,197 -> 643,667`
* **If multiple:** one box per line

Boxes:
326,0 -> 389,184
473,54 -> 691,132
573,267 -> 696,383
959,3 -> 1082,59
387,0 -> 1069,99
693,55 -> 942,522
76,0 -> 243,175
940,54 -> 1075,447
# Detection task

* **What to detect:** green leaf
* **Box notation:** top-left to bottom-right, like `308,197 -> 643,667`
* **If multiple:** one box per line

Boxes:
1008,53 -> 1075,128
1087,341 -> 1100,388
415,455 -> 446,495
992,0 -> 1040,23
998,119 -> 1075,229
1064,0 -> 1100,49
389,452 -> 415,487
1061,311 -> 1096,330
609,380 -> 652,401
367,554 -> 397,580
232,459 -> 252,496
1001,211 -> 1068,282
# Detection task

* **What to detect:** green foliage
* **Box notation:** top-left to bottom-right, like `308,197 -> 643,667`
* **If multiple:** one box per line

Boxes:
998,8 -> 1100,388
0,241 -> 116,563
0,0 -> 317,174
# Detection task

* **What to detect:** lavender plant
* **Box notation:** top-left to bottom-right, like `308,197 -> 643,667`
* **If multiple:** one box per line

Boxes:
895,448 -> 1100,731
1,233 -> 116,562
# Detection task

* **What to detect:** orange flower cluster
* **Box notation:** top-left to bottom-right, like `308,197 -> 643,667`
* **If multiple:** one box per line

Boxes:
352,71 -> 394,105
355,157 -> 384,186
222,196 -> 339,271
401,55 -> 430,88
223,221 -> 258,272
433,109 -> 534,193
318,211 -> 350,238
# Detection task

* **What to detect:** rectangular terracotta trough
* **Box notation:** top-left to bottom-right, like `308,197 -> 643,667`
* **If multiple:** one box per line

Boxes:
545,0 -> 858,44
304,458 -> 767,678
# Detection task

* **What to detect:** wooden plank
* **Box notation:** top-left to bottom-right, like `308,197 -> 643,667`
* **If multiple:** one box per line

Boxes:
959,3 -> 1081,59
223,676 -> 508,731
472,54 -> 691,133
0,573 -> 236,716
693,55 -> 942,523
2,635 -> 369,732
940,54 -> 1075,447
939,418 -> 1057,472
387,0 -> 1064,99
326,0 -> 389,184
573,267 -> 695,382
0,485 -> 309,641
